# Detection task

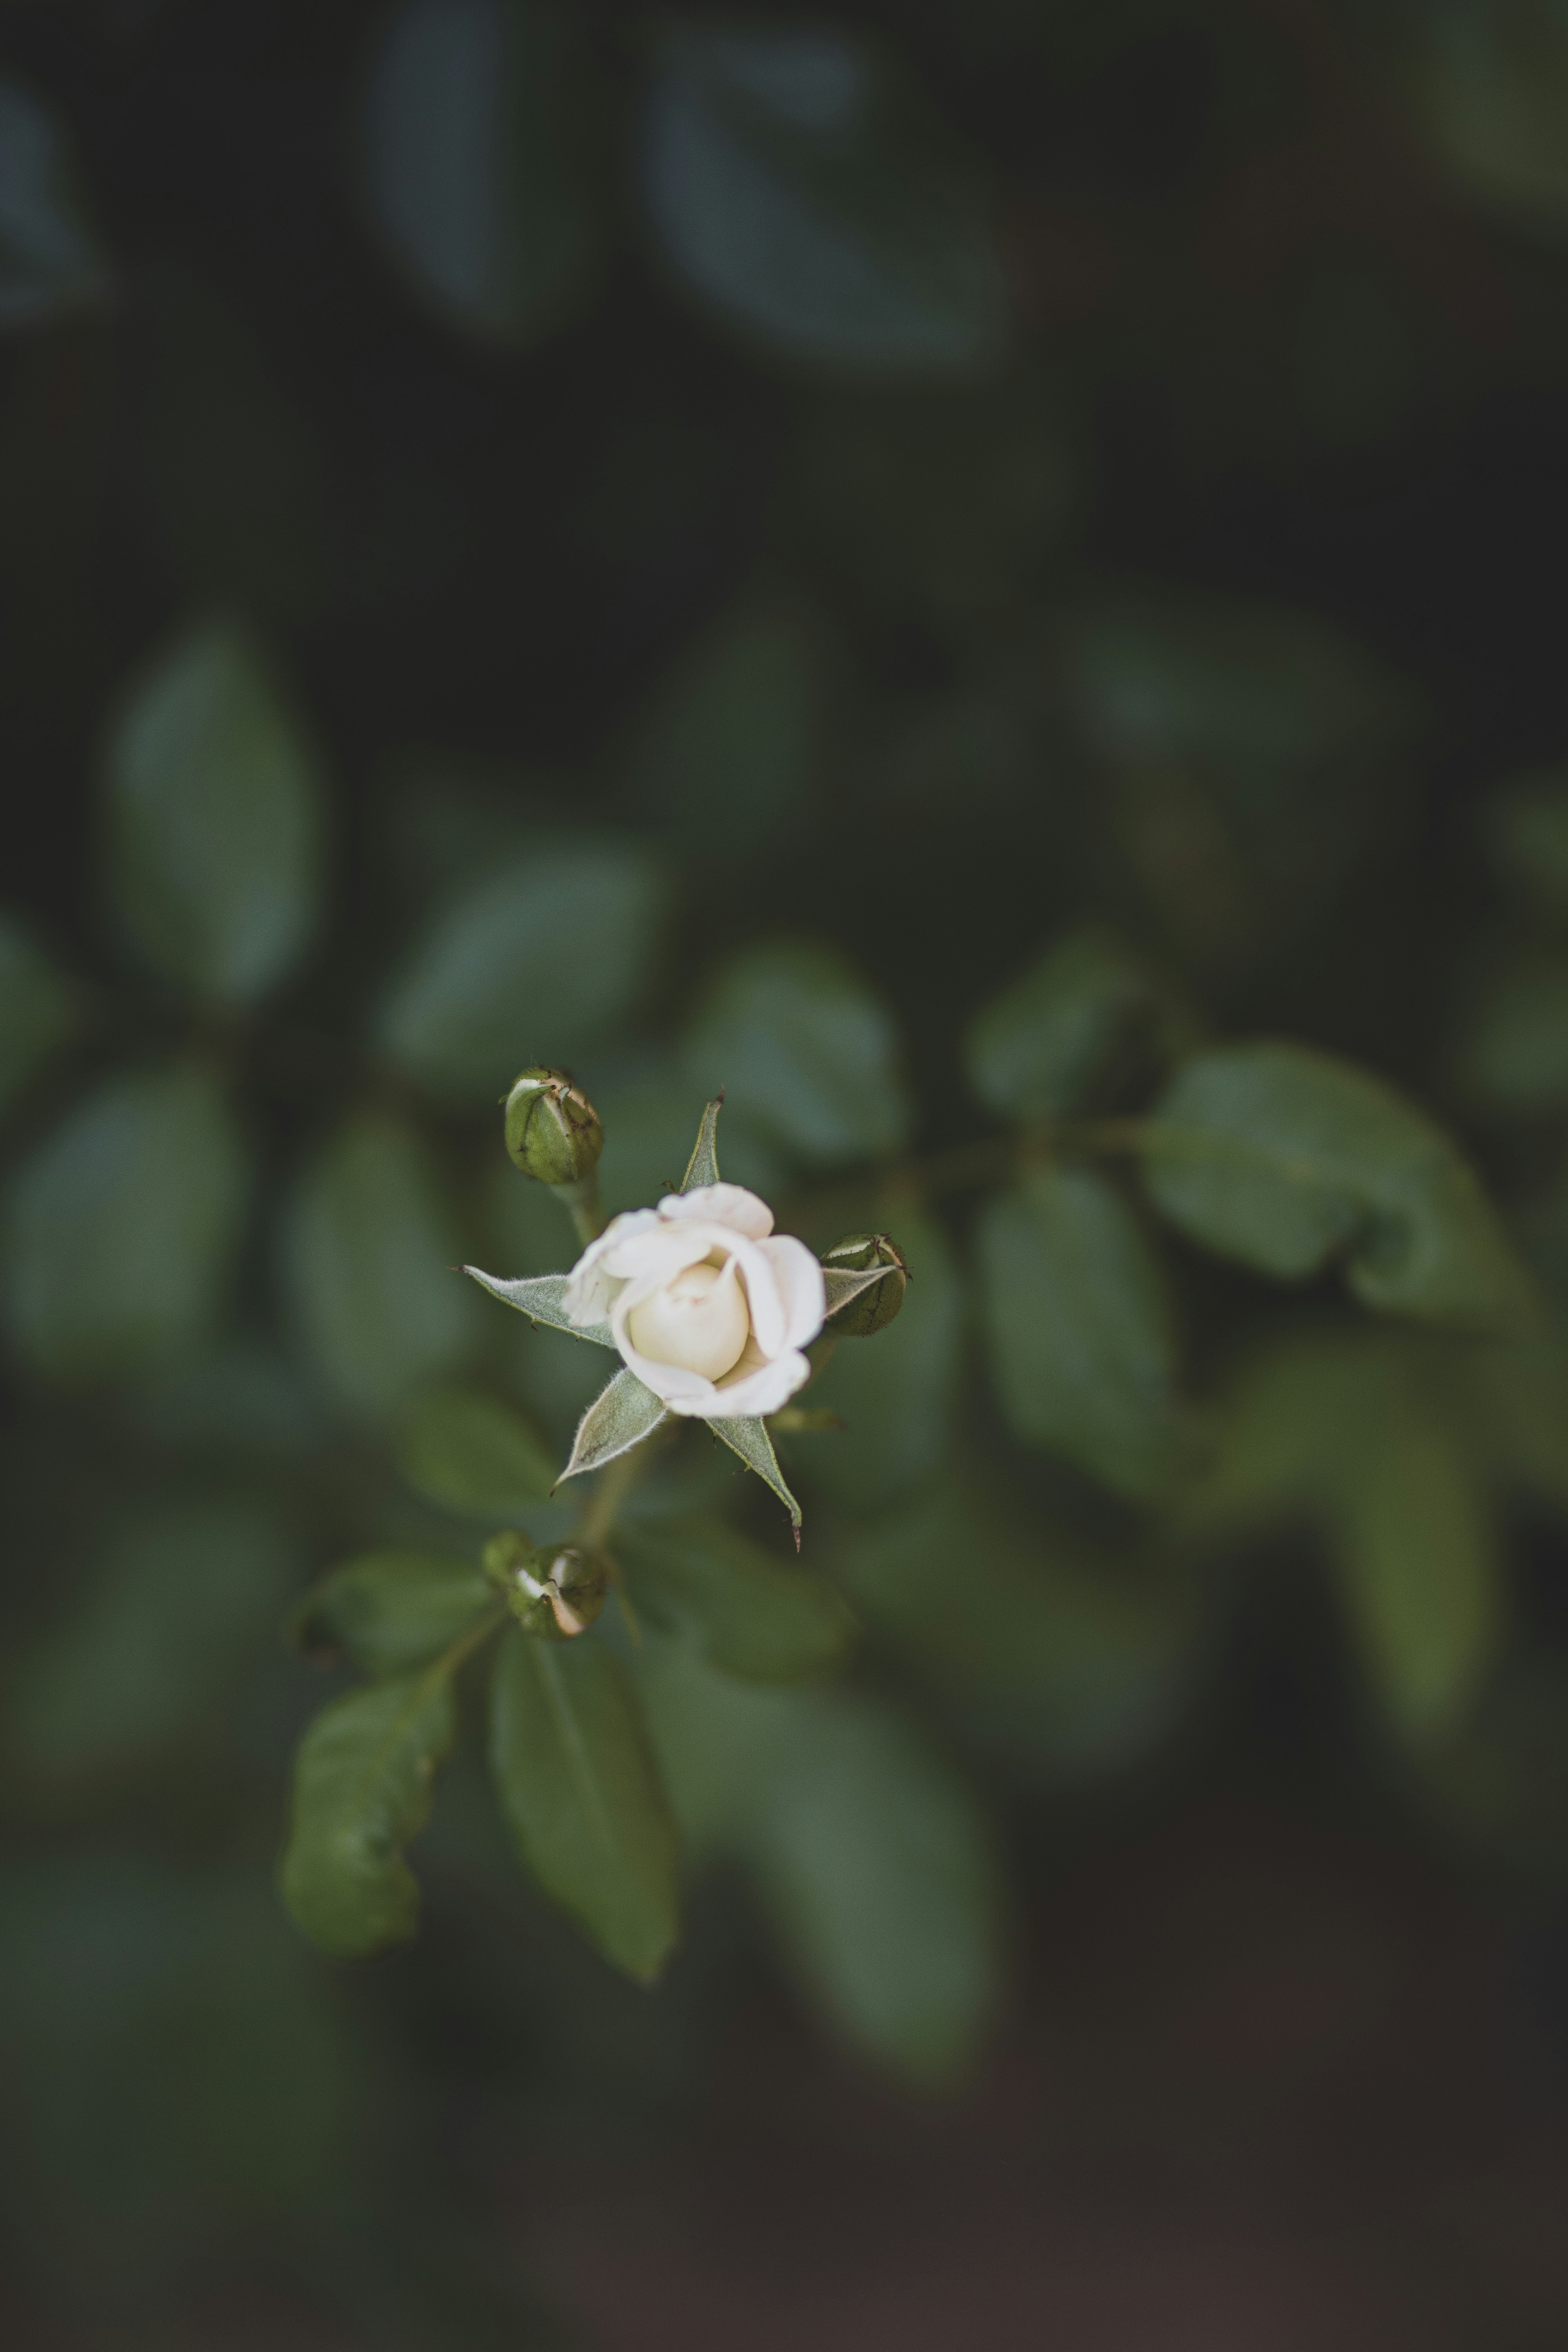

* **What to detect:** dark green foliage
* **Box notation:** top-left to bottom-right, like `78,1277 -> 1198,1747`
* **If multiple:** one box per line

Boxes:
618,1514 -> 856,1682
290,1552 -> 495,1679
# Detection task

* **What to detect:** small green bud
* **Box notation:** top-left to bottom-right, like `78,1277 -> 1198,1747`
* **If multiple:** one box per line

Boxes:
482,1531 -> 608,1641
822,1232 -> 908,1337
503,1067 -> 604,1187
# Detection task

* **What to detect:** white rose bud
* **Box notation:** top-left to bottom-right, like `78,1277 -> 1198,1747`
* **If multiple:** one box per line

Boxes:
561,1181 -> 826,1418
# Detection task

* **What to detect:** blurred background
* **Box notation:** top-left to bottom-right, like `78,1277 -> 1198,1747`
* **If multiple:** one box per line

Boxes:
11,0 -> 1568,2344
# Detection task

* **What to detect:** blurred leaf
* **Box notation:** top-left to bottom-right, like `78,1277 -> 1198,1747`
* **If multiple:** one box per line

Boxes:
1407,1 -> 1568,225
705,1410 -> 803,1535
621,601 -> 822,862
0,910 -> 78,1116
837,1475 -> 1201,1780
284,1110 -> 482,1421
376,841 -> 667,1100
978,1169 -> 1181,1499
1190,1333 -> 1504,1740
0,77 -> 105,329
683,940 -> 909,1166
399,1382 -> 555,1516
105,620 -> 325,1005
1484,770 -> 1568,911
642,26 -> 1005,374
966,927 -> 1186,1121
592,1062 -> 787,1214
361,0 -> 604,347
802,1212 -> 961,1510
1455,950 -> 1568,1112
131,1338 -> 322,1462
10,1500 -> 298,1773
290,1551 -> 494,1678
1143,1042 -> 1534,1328
488,1624 -> 680,1980
3,1061 -> 247,1384
560,1366 -> 667,1481
136,266 -> 338,624
281,1670 -> 459,1958
618,1515 -> 855,1682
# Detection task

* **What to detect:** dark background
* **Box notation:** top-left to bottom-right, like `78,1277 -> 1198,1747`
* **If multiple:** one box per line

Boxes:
7,1 -> 1568,2345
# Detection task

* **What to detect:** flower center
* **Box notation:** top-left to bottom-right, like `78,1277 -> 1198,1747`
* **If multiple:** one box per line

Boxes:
625,1258 -> 750,1381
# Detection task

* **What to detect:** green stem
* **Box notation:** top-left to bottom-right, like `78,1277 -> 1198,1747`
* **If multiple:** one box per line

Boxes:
420,1595 -> 511,1696
554,1172 -> 608,1246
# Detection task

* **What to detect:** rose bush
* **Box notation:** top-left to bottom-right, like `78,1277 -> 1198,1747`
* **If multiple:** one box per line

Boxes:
562,1181 -> 826,1417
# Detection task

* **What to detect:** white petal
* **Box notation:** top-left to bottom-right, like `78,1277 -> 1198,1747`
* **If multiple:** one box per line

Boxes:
755,1235 -> 827,1350
562,1208 -> 660,1324
657,1183 -> 774,1240
725,1232 -> 790,1358
681,1346 -> 812,1419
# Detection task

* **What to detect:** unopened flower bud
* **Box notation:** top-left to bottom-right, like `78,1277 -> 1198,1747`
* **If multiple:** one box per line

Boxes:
503,1067 -> 604,1187
822,1232 -> 908,1337
483,1531 -> 609,1641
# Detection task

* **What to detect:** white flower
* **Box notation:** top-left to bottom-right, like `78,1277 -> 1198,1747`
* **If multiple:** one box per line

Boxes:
561,1181 -> 826,1419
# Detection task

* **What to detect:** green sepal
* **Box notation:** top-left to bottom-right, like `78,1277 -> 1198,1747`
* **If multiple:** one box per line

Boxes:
704,1413 -> 804,1546
560,1366 -> 668,1482
681,1093 -> 724,1191
460,1265 -> 615,1347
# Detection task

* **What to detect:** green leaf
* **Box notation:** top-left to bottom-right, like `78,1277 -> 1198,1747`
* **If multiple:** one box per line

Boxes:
621,601 -> 822,862
399,1383 -> 555,1517
11,1501 -> 298,1773
1484,771 -> 1568,911
683,940 -> 909,1168
1143,1042 -> 1534,1329
361,0 -> 604,347
376,842 -> 667,1101
837,1475 -> 1201,1782
3,1062 -> 247,1385
290,1552 -> 495,1679
105,621 -> 325,1006
977,1169 -> 1181,1499
0,78 -> 105,328
802,1212 -> 962,1511
0,912 -> 78,1116
488,1624 -> 680,1980
704,1412 -> 802,1538
1407,2 -> 1568,226
965,927 -> 1184,1121
1454,951 -> 1568,1113
461,1265 -> 615,1346
750,1690 -> 1001,2085
642,28 -> 1006,374
560,1367 -> 667,1482
618,1515 -> 855,1682
281,1671 -> 459,1958
283,1111 -> 482,1421
681,1094 -> 724,1191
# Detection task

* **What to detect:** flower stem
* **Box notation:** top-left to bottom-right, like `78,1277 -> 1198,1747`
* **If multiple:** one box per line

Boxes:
553,1172 -> 608,1246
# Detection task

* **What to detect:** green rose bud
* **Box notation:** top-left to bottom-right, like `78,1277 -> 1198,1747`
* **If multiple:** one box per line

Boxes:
483,1532 -> 609,1641
503,1067 -> 604,1187
821,1232 -> 908,1337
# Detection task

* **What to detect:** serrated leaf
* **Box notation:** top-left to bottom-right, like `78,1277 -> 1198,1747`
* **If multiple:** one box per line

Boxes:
965,927 -> 1183,1121
399,1383 -> 555,1517
283,1111 -> 481,1422
290,1552 -> 495,1679
12,1501 -> 298,1773
642,28 -> 1005,374
281,1671 -> 459,1958
683,940 -> 909,1168
560,1366 -> 667,1482
0,912 -> 78,1116
618,1515 -> 855,1682
460,1265 -> 615,1347
2,1061 -> 247,1385
1143,1042 -> 1534,1329
977,1169 -> 1181,1499
105,621 -> 325,1006
488,1624 -> 680,1980
376,842 -> 666,1101
681,1094 -> 723,1191
361,0 -> 604,348
0,78 -> 105,329
704,1412 -> 802,1538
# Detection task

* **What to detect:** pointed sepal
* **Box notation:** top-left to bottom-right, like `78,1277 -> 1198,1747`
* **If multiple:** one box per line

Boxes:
561,1367 -> 668,1483
461,1267 -> 615,1348
704,1412 -> 804,1548
681,1093 -> 724,1193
